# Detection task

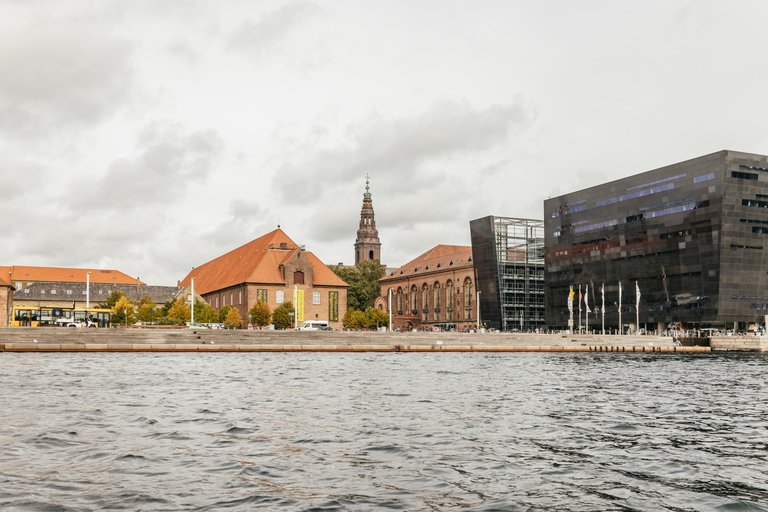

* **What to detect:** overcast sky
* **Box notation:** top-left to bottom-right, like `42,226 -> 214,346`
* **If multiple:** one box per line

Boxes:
3,0 -> 768,285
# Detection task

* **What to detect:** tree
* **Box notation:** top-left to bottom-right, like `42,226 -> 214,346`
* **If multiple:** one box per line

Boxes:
365,307 -> 389,329
248,300 -> 271,328
331,259 -> 386,312
218,305 -> 232,323
99,289 -> 125,310
136,296 -> 158,324
224,308 -> 242,329
194,301 -> 219,323
167,300 -> 191,324
112,295 -> 136,325
342,308 -> 367,329
272,301 -> 295,330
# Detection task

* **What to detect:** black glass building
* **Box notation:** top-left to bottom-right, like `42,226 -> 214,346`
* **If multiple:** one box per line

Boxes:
544,150 -> 768,332
470,216 -> 545,331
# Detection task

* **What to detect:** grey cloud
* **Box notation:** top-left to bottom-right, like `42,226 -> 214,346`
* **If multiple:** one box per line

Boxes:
275,100 -> 533,205
0,16 -> 133,139
229,1 -> 321,55
63,124 -> 224,212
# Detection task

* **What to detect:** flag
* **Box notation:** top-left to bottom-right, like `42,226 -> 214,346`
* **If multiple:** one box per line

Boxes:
568,286 -> 574,313
636,281 -> 641,307
618,282 -> 622,310
601,283 -> 605,313
585,285 -> 592,313
579,286 -> 582,312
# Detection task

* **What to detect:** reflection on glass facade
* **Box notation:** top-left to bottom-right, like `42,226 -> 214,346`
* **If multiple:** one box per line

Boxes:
470,216 -> 545,331
545,150 -> 768,331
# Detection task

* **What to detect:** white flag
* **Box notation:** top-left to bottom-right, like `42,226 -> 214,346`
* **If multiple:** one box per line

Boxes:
585,285 -> 591,313
618,282 -> 622,311
567,286 -> 573,313
636,281 -> 641,308
601,283 -> 605,313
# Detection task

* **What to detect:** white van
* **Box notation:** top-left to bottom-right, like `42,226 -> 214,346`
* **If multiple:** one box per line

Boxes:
297,320 -> 330,331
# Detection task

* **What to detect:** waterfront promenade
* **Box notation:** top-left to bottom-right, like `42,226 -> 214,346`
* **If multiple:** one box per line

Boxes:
0,327 -> 747,352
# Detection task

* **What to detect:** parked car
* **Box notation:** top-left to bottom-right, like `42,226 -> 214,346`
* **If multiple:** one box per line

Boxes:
185,322 -> 210,329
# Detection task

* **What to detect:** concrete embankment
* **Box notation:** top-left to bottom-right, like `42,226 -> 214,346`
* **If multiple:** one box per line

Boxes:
0,327 -> 716,353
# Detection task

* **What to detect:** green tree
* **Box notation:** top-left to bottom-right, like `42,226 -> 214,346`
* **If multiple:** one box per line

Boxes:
167,300 -> 191,324
331,259 -> 386,312
99,289 -> 125,310
112,295 -> 137,325
194,301 -> 219,323
136,296 -> 158,324
248,300 -> 272,328
272,301 -> 295,330
365,307 -> 389,329
224,308 -> 242,329
342,308 -> 367,329
218,305 -> 232,323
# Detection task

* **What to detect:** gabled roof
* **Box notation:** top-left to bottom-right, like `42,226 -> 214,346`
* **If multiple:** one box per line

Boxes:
5,266 -> 142,284
179,229 -> 348,295
381,245 -> 473,282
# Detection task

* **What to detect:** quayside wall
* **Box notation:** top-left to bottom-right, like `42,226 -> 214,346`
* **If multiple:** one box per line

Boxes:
0,327 -> 722,352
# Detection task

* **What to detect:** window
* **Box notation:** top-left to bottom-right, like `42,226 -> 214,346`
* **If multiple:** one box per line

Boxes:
24,289 -> 29,294
67,290 -> 72,295
15,282 -> 21,290
277,290 -> 284,304
51,290 -> 56,294
294,271 -> 304,285
239,291 -> 242,305
230,292 -> 233,306
40,290 -> 45,294
313,291 -> 320,305
694,173 -> 715,183
732,171 -> 758,180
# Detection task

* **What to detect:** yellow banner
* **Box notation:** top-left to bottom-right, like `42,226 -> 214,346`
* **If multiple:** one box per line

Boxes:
296,290 -> 304,323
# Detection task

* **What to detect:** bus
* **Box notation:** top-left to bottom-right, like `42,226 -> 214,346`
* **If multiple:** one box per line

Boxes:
12,306 -> 112,328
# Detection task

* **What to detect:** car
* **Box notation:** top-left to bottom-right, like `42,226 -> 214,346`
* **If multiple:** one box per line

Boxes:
297,321 -> 331,331
185,322 -> 210,329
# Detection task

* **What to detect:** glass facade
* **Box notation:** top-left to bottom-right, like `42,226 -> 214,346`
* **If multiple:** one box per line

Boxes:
544,150 -> 768,331
470,216 -> 545,331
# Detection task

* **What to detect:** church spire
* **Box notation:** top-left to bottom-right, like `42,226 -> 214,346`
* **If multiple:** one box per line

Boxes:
355,174 -> 381,265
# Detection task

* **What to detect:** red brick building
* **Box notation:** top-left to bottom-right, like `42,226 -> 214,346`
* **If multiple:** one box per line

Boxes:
180,229 -> 348,329
376,245 -> 478,331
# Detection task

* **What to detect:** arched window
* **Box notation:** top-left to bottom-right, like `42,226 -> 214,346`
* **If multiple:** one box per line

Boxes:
369,250 -> 374,260
276,290 -> 284,304
397,287 -> 404,313
445,280 -> 454,321
410,285 -> 418,315
433,282 -> 441,321
294,271 -> 304,285
463,278 -> 473,320
421,284 -> 429,322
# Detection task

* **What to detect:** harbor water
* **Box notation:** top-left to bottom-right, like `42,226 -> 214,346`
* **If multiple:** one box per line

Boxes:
1,352 -> 766,511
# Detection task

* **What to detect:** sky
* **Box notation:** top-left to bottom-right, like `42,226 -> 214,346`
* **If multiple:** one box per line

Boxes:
3,0 -> 768,285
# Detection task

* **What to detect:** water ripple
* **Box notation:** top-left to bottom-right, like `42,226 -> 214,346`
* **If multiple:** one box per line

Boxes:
1,352 -> 767,511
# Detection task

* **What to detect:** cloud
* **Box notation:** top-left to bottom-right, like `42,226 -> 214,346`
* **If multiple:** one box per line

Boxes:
229,1 -> 321,56
275,99 -> 533,205
0,14 -> 133,139
62,123 -> 224,213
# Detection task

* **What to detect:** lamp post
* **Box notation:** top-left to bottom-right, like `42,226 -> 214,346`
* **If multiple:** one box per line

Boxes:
86,272 -> 90,309
388,288 -> 392,332
190,277 -> 195,324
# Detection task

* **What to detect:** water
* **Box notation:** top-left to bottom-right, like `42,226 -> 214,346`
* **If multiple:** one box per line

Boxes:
0,352 -> 766,511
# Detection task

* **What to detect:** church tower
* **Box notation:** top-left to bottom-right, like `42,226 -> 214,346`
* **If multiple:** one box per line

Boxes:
355,174 -> 381,265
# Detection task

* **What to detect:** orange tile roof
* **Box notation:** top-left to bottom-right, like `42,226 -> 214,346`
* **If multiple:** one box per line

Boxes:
0,266 -> 10,286
381,245 -> 473,282
7,266 -> 142,284
180,229 -> 348,295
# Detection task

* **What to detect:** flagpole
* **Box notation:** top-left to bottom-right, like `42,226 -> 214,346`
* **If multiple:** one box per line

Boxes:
578,284 -> 582,334
585,285 -> 589,335
601,283 -> 605,335
636,280 -> 640,335
618,281 -> 622,335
